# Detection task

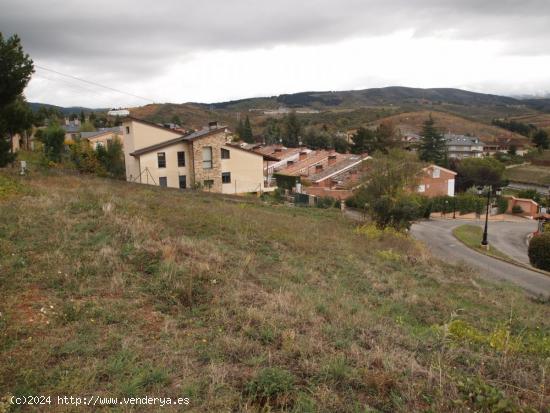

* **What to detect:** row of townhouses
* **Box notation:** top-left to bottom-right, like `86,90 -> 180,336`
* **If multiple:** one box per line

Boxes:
119,117 -> 459,199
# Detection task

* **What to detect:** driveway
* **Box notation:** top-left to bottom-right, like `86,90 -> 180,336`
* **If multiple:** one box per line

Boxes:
411,219 -> 550,297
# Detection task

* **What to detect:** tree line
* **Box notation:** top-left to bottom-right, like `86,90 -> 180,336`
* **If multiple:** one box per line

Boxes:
492,118 -> 549,149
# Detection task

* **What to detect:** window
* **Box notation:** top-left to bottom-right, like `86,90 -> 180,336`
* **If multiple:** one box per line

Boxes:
221,148 -> 230,159
417,184 -> 426,193
177,151 -> 186,167
202,146 -> 213,169
159,177 -> 167,187
125,126 -> 130,134
222,172 -> 231,184
157,152 -> 166,168
203,179 -> 214,189
179,175 -> 187,189
432,167 -> 440,178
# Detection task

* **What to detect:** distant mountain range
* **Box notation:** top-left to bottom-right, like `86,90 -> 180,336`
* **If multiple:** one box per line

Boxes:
203,86 -> 529,111
28,102 -> 108,115
30,86 -> 550,127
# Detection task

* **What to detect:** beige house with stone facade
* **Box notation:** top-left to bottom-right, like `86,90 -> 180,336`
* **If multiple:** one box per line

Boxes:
122,117 -> 273,194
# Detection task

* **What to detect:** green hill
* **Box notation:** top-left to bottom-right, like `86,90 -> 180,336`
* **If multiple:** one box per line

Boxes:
0,171 -> 548,412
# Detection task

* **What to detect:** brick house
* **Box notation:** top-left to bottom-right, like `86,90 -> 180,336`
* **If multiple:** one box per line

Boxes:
417,165 -> 457,197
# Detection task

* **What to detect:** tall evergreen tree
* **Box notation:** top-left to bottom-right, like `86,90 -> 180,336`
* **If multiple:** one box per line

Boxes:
418,115 -> 447,164
282,112 -> 301,147
351,127 -> 376,154
242,116 -> 254,143
0,33 -> 34,166
263,118 -> 281,144
532,129 -> 549,149
235,118 -> 244,141
79,110 -> 86,123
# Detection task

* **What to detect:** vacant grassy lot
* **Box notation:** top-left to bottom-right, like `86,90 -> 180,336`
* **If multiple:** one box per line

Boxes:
505,164 -> 550,186
1,170 -> 549,412
452,225 -> 513,262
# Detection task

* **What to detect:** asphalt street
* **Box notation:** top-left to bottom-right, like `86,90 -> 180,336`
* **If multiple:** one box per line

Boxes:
411,219 -> 550,297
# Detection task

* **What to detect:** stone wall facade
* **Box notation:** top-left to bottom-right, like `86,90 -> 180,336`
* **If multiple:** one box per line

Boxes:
191,130 -> 228,192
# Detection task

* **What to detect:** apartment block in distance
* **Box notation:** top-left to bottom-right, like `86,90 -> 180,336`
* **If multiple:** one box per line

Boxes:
122,117 -> 274,194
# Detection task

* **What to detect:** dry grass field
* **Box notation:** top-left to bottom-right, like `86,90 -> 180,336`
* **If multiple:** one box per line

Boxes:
371,110 -> 530,144
0,170 -> 549,412
505,164 -> 550,186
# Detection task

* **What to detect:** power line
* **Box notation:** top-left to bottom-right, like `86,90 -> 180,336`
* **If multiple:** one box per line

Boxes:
34,73 -> 106,97
35,64 -> 156,103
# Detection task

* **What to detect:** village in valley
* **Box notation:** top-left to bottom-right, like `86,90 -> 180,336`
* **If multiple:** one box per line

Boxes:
2,2 -> 550,412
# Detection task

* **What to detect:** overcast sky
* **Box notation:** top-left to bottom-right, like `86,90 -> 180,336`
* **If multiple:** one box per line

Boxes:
2,0 -> 550,107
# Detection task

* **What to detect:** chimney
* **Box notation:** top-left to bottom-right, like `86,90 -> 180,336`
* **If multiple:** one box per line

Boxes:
328,154 -> 337,165
208,121 -> 218,130
287,160 -> 294,166
299,151 -> 308,160
315,164 -> 323,172
274,148 -> 282,153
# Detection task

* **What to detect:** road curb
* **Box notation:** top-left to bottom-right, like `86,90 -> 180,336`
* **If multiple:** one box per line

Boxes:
452,231 -> 550,278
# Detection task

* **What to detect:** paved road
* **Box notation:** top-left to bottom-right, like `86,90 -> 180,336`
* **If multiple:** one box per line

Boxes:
411,219 -> 550,297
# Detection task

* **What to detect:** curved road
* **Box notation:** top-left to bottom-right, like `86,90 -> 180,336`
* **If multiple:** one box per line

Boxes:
411,219 -> 550,297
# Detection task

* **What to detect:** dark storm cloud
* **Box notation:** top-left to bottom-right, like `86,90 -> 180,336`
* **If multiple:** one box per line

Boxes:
1,0 -> 549,96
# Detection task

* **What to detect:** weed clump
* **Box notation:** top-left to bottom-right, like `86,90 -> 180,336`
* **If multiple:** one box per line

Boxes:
246,367 -> 295,408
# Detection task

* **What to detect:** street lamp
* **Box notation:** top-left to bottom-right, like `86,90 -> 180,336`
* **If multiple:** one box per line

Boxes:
478,185 -> 501,247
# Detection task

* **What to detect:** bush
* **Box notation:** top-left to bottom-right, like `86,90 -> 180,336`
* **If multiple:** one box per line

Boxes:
246,367 -> 295,407
528,232 -> 550,271
370,194 -> 424,230
430,194 -> 485,215
496,196 -> 508,214
516,189 -> 541,203
316,196 -> 338,209
512,205 -> 523,214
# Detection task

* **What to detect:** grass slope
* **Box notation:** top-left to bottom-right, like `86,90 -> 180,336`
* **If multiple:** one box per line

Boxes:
505,164 -> 550,186
371,110 -> 529,144
1,171 -> 549,412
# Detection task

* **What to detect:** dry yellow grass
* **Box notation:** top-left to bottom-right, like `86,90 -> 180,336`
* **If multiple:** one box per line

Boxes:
371,110 -> 530,144
0,170 -> 549,412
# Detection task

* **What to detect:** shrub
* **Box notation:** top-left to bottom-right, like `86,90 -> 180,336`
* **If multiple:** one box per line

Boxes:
511,205 -> 523,214
37,123 -> 66,162
516,189 -> 541,203
246,367 -> 295,407
370,194 -> 424,230
429,194 -> 485,215
496,196 -> 508,214
316,196 -> 338,209
528,232 -> 550,271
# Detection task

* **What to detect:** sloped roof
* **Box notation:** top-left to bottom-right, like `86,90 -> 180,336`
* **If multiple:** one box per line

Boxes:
444,134 -> 486,146
308,155 -> 369,182
130,127 -> 226,156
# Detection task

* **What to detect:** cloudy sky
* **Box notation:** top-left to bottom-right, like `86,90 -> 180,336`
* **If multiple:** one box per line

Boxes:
2,0 -> 550,107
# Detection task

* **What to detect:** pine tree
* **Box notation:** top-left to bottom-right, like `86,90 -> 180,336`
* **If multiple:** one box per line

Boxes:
418,116 -> 447,164
235,118 -> 244,141
242,116 -> 254,143
0,33 -> 34,166
263,118 -> 281,144
79,110 -> 86,123
282,112 -> 301,147
351,127 -> 376,154
533,129 -> 549,149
